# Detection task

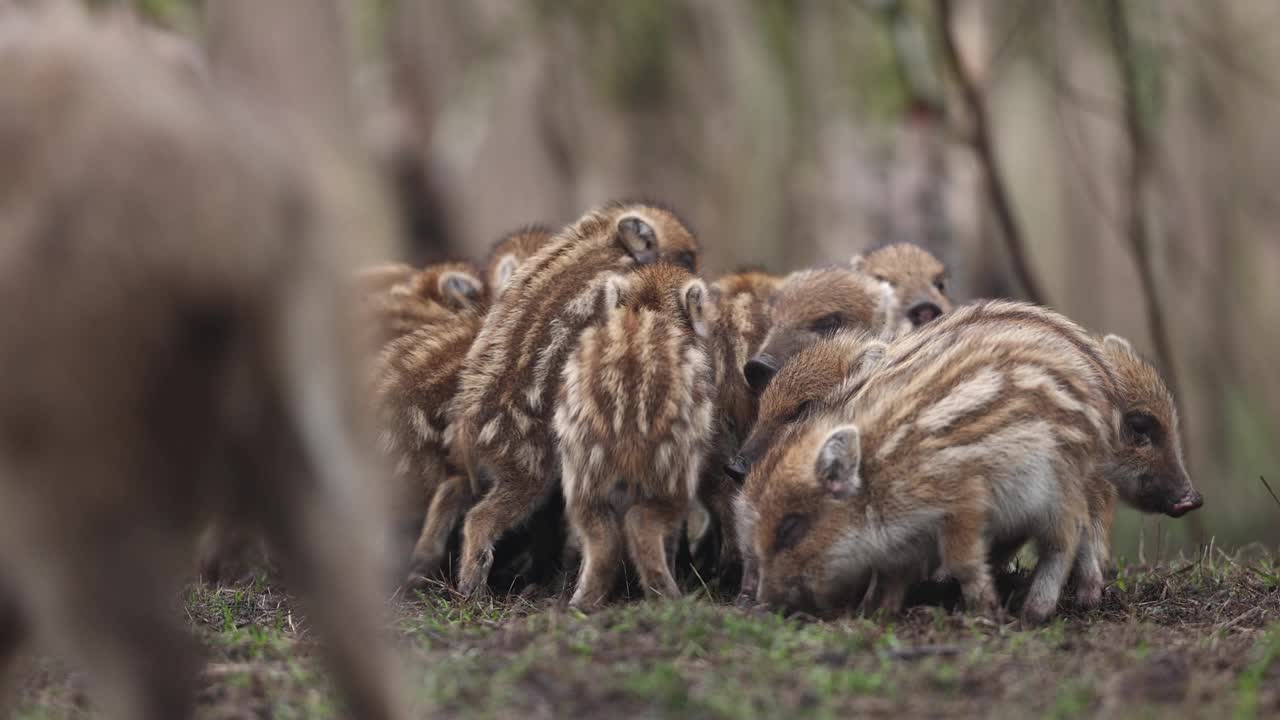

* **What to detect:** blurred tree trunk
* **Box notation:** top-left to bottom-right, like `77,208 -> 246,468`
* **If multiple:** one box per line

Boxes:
937,0 -> 1046,305
383,0 -> 471,263
867,1 -> 956,267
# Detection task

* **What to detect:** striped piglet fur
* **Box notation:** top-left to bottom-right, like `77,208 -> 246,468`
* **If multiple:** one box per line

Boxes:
740,301 -> 1121,623
555,264 -> 715,608
691,270 -> 781,574
370,227 -> 553,587
452,201 -> 700,596
355,261 -> 485,351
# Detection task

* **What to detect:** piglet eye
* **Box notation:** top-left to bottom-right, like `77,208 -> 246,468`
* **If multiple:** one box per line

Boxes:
774,512 -> 813,553
810,313 -> 844,335
934,278 -> 947,293
785,400 -> 814,424
1125,412 -> 1157,446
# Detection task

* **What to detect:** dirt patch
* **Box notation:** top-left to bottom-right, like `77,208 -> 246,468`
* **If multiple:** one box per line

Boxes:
7,555 -> 1280,718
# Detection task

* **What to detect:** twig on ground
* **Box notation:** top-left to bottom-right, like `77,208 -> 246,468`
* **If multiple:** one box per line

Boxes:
1220,605 -> 1264,632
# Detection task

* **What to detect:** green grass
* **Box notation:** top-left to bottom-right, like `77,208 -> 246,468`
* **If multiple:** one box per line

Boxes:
1047,679 -> 1096,720
1234,624 -> 1280,720
8,555 -> 1280,718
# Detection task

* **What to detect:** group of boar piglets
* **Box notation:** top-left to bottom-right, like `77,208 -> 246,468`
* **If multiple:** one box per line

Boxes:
365,201 -> 1203,625
0,5 -> 1205,718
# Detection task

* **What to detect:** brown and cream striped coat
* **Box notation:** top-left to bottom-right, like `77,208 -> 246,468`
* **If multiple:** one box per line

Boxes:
373,303 -> 485,583
740,301 -> 1120,623
452,201 -> 700,596
692,269 -> 780,574
736,303 -> 1201,611
355,261 -> 485,351
371,227 -> 554,586
484,225 -> 555,298
744,266 -> 898,395
555,264 -> 715,608
706,270 -> 781,458
852,243 -> 952,330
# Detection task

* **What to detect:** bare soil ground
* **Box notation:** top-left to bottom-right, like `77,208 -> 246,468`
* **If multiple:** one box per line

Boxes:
9,551 -> 1280,719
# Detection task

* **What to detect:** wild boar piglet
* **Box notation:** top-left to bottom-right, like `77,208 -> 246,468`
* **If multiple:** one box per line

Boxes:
383,227 -> 561,588
743,267 -> 897,395
691,269 -> 781,574
707,269 -> 782,447
1097,334 -> 1201,517
355,261 -> 485,350
374,300 -> 486,584
453,201 -> 700,596
1058,332 -> 1203,608
742,301 -> 1118,623
727,328 -> 887,483
555,264 -> 715,608
852,243 -> 953,330
485,225 -> 555,296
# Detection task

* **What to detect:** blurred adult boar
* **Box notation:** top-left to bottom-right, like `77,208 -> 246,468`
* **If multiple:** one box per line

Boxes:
0,5 -> 406,719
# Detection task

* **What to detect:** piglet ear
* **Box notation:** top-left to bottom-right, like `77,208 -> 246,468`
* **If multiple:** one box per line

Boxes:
682,279 -> 708,338
615,216 -> 658,265
438,270 -> 484,309
815,424 -> 862,499
1103,334 -> 1133,354
493,254 -> 520,290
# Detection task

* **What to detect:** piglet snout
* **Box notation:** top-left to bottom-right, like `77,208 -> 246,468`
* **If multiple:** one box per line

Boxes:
1167,489 -> 1204,518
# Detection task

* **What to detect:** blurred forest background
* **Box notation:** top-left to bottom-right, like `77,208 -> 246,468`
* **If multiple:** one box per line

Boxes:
96,0 -> 1278,558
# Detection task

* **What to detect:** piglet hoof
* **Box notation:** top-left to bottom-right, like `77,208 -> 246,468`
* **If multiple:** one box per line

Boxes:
967,603 -> 1009,624
457,548 -> 494,599
1074,583 -> 1102,610
994,605 -> 1015,626
459,582 -> 490,602
404,571 -> 441,596
1102,584 -> 1123,604
963,586 -> 999,618
403,574 -> 429,595
568,598 -> 605,614
402,559 -> 440,594
1019,599 -> 1056,626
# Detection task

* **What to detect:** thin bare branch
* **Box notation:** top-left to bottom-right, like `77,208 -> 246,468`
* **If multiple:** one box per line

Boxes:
934,0 -> 1047,305
1261,476 -> 1280,512
1043,4 -> 1121,236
